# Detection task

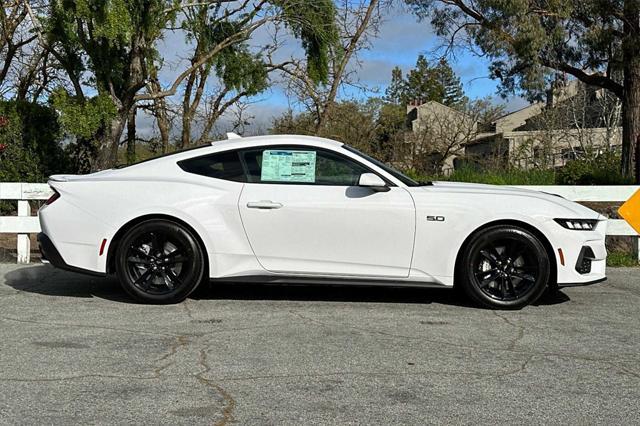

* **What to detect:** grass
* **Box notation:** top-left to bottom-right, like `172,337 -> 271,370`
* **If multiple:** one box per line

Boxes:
445,167 -> 556,185
413,166 -> 556,186
607,251 -> 639,267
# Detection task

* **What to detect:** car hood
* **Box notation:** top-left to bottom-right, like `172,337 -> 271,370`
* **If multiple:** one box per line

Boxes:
409,181 -> 603,219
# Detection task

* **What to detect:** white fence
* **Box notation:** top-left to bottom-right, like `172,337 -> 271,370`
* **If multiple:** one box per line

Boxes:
0,182 -> 638,264
0,183 -> 53,263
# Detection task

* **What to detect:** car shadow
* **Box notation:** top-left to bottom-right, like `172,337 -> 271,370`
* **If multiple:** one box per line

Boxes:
4,264 -> 571,308
194,282 -> 571,308
3,264 -> 133,303
192,281 -> 476,307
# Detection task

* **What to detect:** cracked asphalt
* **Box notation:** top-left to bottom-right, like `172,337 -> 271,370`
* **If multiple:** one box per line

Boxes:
0,264 -> 639,425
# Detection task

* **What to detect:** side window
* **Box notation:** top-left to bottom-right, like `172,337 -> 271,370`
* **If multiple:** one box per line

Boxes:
240,147 -> 368,186
315,150 -> 368,185
178,151 -> 246,182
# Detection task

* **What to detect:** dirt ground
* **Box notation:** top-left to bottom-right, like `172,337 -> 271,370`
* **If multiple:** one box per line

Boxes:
0,234 -> 40,263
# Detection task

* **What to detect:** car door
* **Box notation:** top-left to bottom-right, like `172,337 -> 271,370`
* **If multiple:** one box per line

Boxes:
237,145 -> 416,278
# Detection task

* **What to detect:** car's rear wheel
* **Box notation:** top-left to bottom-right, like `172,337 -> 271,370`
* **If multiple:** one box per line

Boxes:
460,225 -> 550,309
115,220 -> 205,304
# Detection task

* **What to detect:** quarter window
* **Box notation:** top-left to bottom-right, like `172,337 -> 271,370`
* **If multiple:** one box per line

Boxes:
178,151 -> 246,182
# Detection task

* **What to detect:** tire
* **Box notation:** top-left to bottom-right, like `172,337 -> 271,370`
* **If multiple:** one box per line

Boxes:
459,225 -> 551,309
115,219 -> 205,304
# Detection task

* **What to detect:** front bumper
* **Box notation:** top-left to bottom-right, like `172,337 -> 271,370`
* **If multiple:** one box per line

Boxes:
37,233 -> 105,277
549,219 -> 607,286
558,277 -> 607,288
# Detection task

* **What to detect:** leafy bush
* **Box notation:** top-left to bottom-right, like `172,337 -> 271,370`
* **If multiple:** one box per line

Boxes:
449,166 -> 556,185
0,100 -> 70,183
607,251 -> 639,267
0,106 -> 41,182
556,151 -> 632,185
413,165 -> 556,185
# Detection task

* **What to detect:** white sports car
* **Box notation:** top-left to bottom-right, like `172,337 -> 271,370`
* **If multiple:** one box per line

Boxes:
38,134 -> 607,308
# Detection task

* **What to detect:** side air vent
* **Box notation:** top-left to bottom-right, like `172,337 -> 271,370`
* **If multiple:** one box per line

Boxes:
575,246 -> 596,274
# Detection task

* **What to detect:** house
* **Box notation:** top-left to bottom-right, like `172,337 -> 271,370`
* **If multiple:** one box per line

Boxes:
405,80 -> 622,173
403,100 -> 477,173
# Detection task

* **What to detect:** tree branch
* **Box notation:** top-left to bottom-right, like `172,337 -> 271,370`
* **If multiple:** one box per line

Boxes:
134,11 -> 270,101
540,59 -> 624,98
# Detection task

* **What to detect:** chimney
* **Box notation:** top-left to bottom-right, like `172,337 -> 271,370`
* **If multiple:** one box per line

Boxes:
406,98 -> 419,114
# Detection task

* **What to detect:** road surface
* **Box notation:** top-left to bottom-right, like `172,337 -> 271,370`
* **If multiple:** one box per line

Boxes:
0,264 -> 638,424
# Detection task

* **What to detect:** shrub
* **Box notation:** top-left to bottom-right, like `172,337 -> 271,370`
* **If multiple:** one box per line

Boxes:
607,251 -> 639,267
556,151 -> 632,185
413,165 -> 556,185
0,100 -> 70,183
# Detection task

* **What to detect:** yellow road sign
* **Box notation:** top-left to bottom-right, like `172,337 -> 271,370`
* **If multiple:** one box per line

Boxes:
619,189 -> 640,235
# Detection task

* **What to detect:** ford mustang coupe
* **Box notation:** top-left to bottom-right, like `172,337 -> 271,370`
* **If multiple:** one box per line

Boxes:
38,134 -> 607,308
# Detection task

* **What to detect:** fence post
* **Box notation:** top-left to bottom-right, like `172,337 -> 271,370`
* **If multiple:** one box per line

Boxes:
17,200 -> 30,264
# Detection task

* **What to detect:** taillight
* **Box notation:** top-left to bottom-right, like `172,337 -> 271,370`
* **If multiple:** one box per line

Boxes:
45,189 -> 60,205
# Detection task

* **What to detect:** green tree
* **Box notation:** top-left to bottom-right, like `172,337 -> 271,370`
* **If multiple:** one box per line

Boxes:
42,0 -> 339,170
384,55 -> 465,106
406,55 -> 442,104
272,101 -> 378,152
0,100 -> 68,182
433,58 -> 465,107
385,66 -> 408,104
178,5 -> 271,148
406,0 -> 640,181
374,102 -> 407,162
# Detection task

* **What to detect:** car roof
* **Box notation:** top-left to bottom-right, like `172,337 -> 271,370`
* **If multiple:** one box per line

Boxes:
113,134 -> 348,179
99,133 -> 407,187
114,134 -> 345,172
207,134 -> 344,151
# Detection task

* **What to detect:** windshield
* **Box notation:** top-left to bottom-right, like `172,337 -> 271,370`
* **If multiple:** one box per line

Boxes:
342,145 -> 426,187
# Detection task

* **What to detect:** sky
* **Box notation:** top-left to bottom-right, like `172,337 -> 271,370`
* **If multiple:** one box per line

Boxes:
145,3 -> 529,138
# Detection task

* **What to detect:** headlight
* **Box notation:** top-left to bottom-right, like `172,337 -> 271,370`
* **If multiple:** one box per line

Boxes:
554,218 -> 598,230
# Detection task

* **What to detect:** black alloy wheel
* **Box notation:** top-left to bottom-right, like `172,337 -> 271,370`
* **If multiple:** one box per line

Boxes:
116,220 -> 205,304
461,225 -> 550,309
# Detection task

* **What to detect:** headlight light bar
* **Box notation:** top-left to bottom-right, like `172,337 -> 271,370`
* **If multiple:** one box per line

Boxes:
554,218 -> 599,230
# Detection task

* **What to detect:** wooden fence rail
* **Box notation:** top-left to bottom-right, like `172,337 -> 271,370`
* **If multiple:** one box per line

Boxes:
0,182 -> 638,264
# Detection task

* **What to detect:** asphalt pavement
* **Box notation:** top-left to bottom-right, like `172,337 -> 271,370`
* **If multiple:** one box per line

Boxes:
0,263 -> 639,425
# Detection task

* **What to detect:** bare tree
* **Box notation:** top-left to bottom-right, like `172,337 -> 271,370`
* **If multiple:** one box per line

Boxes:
504,81 -> 623,170
403,99 -> 503,174
145,67 -> 175,154
276,0 -> 387,131
0,1 -> 36,88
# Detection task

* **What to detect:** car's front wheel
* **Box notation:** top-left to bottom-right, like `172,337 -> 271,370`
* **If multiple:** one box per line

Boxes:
459,225 -> 551,309
115,220 -> 205,304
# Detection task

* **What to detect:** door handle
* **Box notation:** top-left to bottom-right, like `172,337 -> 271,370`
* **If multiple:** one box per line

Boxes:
246,200 -> 283,209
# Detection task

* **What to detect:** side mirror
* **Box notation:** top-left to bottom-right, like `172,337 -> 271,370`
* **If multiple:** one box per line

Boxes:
358,173 -> 390,192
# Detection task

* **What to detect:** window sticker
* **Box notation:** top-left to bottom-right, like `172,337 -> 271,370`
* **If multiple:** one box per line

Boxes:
261,150 -> 316,183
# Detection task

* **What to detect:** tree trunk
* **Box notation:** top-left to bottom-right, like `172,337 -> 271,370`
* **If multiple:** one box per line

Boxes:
126,106 -> 136,165
197,111 -> 221,145
92,111 -> 128,171
622,0 -> 640,183
180,69 -> 198,149
621,73 -> 640,182
148,73 -> 171,154
156,104 -> 171,154
181,111 -> 192,149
